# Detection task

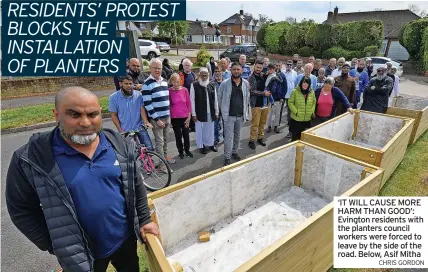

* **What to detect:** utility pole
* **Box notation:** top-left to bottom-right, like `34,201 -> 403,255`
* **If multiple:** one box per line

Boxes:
174,21 -> 179,55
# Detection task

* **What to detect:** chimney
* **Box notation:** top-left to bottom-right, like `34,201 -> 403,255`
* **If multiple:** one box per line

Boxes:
327,11 -> 333,23
333,6 -> 338,22
240,9 -> 243,15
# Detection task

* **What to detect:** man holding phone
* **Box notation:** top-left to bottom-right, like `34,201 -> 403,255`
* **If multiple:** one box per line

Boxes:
127,58 -> 146,91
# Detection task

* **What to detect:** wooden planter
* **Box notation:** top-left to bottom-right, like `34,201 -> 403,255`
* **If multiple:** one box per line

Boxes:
143,141 -> 383,272
386,96 -> 428,144
302,110 -> 414,188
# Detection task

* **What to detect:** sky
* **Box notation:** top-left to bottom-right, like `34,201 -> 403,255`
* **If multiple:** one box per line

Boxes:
186,1 -> 428,24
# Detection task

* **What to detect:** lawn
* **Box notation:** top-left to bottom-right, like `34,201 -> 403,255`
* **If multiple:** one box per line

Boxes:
0,97 -> 110,130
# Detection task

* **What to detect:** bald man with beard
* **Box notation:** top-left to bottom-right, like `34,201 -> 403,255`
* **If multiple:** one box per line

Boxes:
6,87 -> 159,272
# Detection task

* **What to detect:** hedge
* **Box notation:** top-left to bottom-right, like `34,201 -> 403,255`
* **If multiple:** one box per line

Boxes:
265,22 -> 290,53
403,18 -> 428,60
423,28 -> 428,73
264,20 -> 382,58
256,24 -> 268,49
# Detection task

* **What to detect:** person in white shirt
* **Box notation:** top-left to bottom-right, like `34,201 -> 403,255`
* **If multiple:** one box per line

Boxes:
390,66 -> 400,97
284,60 -> 297,139
331,57 -> 346,78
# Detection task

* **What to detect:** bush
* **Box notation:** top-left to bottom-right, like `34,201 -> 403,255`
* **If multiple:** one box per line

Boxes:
285,22 -> 315,54
265,22 -> 290,54
305,24 -> 333,52
332,20 -> 383,51
363,45 -> 379,57
196,45 -> 211,66
403,18 -> 428,60
297,46 -> 314,57
322,46 -> 362,60
256,24 -> 268,49
423,28 -> 428,73
398,24 -> 406,47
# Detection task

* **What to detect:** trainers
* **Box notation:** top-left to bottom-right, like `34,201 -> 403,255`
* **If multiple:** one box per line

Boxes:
266,126 -> 272,133
274,126 -> 281,133
165,156 -> 176,164
224,159 -> 231,166
248,141 -> 256,149
200,147 -> 207,154
210,146 -> 218,152
179,152 -> 184,159
257,139 -> 267,146
232,153 -> 242,161
185,150 -> 194,158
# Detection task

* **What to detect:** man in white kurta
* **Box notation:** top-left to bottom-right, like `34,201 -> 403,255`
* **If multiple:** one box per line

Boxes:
190,68 -> 219,154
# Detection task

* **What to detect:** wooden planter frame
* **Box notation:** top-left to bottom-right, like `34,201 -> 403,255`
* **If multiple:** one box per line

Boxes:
302,110 -> 414,188
386,97 -> 428,144
142,141 -> 384,272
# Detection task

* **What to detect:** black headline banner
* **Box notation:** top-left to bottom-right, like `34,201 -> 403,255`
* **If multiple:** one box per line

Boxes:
1,0 -> 187,76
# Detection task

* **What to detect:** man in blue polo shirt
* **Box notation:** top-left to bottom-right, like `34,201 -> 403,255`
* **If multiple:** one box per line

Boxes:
6,87 -> 159,271
239,54 -> 252,80
109,75 -> 153,150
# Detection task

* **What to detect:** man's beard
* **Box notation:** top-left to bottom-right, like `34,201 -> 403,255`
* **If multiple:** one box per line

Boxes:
376,74 -> 387,81
130,69 -> 140,76
341,72 -> 348,79
232,73 -> 241,79
59,122 -> 99,145
198,78 -> 210,87
357,67 -> 364,73
122,88 -> 133,96
293,60 -> 297,64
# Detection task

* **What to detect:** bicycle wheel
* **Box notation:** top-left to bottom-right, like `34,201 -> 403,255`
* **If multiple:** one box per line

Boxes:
137,150 -> 172,191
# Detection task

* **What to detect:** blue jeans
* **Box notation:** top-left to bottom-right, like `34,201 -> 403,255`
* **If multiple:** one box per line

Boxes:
214,119 -> 221,143
137,128 -> 154,151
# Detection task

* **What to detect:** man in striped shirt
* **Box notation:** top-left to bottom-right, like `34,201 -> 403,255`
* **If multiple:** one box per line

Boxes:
142,58 -> 175,164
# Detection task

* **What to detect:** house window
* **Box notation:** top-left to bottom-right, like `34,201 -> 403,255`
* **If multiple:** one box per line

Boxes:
186,35 -> 192,42
227,26 -> 231,33
246,26 -> 252,31
242,24 -> 245,30
205,35 -> 214,42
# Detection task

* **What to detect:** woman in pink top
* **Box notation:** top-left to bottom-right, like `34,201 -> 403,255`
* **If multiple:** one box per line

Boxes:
169,73 -> 193,159
313,77 -> 354,127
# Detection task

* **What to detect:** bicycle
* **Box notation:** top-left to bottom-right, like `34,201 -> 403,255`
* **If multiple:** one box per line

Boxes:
121,127 -> 172,191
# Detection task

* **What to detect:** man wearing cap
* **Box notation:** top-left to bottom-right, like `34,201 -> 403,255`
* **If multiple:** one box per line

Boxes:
365,58 -> 374,78
334,63 -> 356,115
331,57 -> 346,78
190,68 -> 219,154
361,65 -> 393,113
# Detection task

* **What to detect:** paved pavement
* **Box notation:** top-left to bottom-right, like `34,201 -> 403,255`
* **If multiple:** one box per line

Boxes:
1,113 -> 292,272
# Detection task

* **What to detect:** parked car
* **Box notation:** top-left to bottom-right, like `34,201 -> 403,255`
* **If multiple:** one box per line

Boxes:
220,44 -> 259,63
156,42 -> 170,52
367,57 -> 403,77
138,39 -> 161,60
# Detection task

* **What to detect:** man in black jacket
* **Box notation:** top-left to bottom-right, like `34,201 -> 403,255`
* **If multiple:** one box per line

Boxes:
6,87 -> 159,272
361,65 -> 394,113
128,58 -> 147,91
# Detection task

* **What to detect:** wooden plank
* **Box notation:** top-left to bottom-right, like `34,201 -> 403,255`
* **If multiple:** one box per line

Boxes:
352,110 -> 360,140
359,109 -> 408,120
294,143 -> 305,187
300,142 -> 380,171
301,133 -> 378,165
386,107 -> 419,119
145,234 -> 173,272
414,107 -> 428,143
148,141 -> 298,200
379,119 -> 414,187
147,198 -> 163,246
386,107 -> 424,144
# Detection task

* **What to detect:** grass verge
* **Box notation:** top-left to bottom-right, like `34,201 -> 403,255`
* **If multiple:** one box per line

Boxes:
0,97 -> 110,130
107,244 -> 148,272
329,131 -> 428,272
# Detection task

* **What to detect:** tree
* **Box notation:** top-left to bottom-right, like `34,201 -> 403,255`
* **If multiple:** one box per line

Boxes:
409,4 -> 427,18
157,21 -> 189,44
285,17 -> 296,24
258,14 -> 274,25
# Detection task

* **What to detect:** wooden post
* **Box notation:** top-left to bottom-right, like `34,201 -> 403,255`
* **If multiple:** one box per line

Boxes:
294,143 -> 305,187
148,198 -> 163,245
352,110 -> 360,140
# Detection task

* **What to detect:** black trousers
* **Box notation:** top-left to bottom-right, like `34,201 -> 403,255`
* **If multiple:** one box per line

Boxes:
171,117 -> 190,153
289,118 -> 312,141
94,236 -> 139,272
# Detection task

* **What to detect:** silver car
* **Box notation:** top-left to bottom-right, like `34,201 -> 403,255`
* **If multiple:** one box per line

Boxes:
156,42 -> 170,53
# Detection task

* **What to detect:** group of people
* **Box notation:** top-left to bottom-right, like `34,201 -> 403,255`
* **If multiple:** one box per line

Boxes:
110,53 -> 399,166
5,52 -> 399,272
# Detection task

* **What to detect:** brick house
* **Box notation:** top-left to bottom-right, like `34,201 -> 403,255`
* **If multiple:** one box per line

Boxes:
324,7 -> 420,60
218,9 -> 260,45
